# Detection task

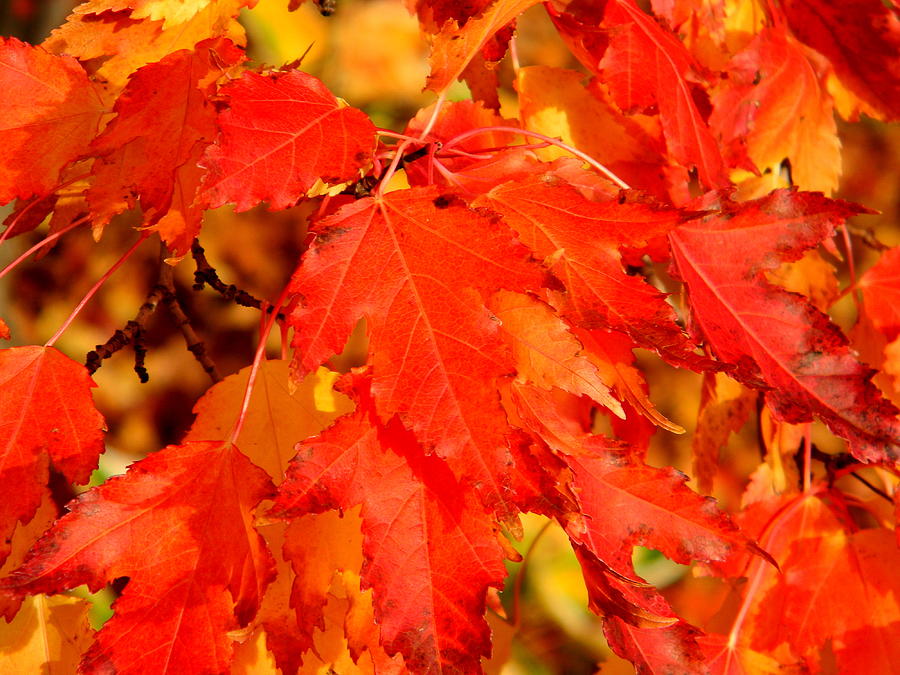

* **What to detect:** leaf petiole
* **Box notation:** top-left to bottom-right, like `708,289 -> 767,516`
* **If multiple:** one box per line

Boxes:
45,232 -> 150,348
228,281 -> 294,445
0,215 -> 90,283
442,125 -> 632,190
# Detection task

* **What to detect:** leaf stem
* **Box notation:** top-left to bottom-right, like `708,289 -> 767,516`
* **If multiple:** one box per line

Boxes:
802,424 -> 812,493
376,139 -> 414,196
431,158 -> 464,187
726,493 -> 808,650
840,225 -> 861,307
45,233 -> 149,348
509,34 -> 521,74
228,281 -> 294,445
375,129 -> 420,143
417,92 -> 446,141
507,519 -> 553,627
0,215 -> 89,283
442,126 -> 632,190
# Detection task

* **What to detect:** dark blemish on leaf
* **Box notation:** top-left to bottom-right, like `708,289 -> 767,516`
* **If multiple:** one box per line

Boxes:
627,523 -> 653,538
314,226 -> 350,245
433,194 -> 458,209
111,576 -> 130,594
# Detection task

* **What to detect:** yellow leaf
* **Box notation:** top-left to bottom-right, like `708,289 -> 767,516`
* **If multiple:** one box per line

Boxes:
516,65 -> 662,168
44,0 -> 246,90
186,360 -> 353,483
73,0 -> 224,29
0,595 -> 93,674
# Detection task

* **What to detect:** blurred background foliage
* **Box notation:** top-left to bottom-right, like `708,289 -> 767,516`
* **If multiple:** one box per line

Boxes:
1,0 -> 898,672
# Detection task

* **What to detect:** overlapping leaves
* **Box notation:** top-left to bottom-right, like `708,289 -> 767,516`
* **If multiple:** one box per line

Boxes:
1,0 -> 900,673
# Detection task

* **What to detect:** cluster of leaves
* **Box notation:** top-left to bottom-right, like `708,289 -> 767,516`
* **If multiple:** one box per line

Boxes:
1,0 -> 900,673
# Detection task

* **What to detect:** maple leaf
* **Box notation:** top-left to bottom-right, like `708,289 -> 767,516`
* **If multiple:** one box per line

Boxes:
781,0 -> 900,122
600,0 -> 729,188
2,441 -> 275,675
240,521 -> 302,675
43,2 -> 247,90
0,38 -> 105,204
859,245 -> 900,341
290,569 -> 405,674
403,100 -> 537,194
272,392 -> 508,674
489,290 -> 622,416
711,26 -> 841,194
280,511 -> 365,668
185,359 -> 356,670
505,379 -> 595,452
564,441 -> 756,575
554,433 -> 765,657
201,69 -> 376,211
578,328 -> 681,439
0,347 -> 105,567
475,173 -> 705,368
0,594 -> 93,672
73,0 -> 254,29
88,38 -> 243,255
551,0 -> 729,188
410,0 -> 494,33
604,617 -> 706,674
691,492 -> 855,672
670,190 -> 900,462
754,529 -> 900,671
515,65 -> 672,200
185,359 -> 353,483
692,372 -> 755,494
426,0 -> 542,93
697,632 -> 790,675
0,492 -> 58,619
288,186 -> 544,513
573,541 -> 681,630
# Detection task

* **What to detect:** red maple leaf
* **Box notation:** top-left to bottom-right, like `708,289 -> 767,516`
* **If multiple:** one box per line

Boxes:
476,173 -> 706,368
2,441 -> 275,675
710,26 -> 840,194
273,382 -> 508,674
201,69 -> 376,211
564,442 -> 757,573
604,617 -> 706,673
425,0 -> 542,93
669,190 -> 900,461
754,528 -> 900,671
859,245 -> 900,341
549,0 -> 729,187
0,38 -> 105,204
0,347 -> 105,573
288,187 -> 544,513
781,0 -> 900,121
88,37 -> 243,255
